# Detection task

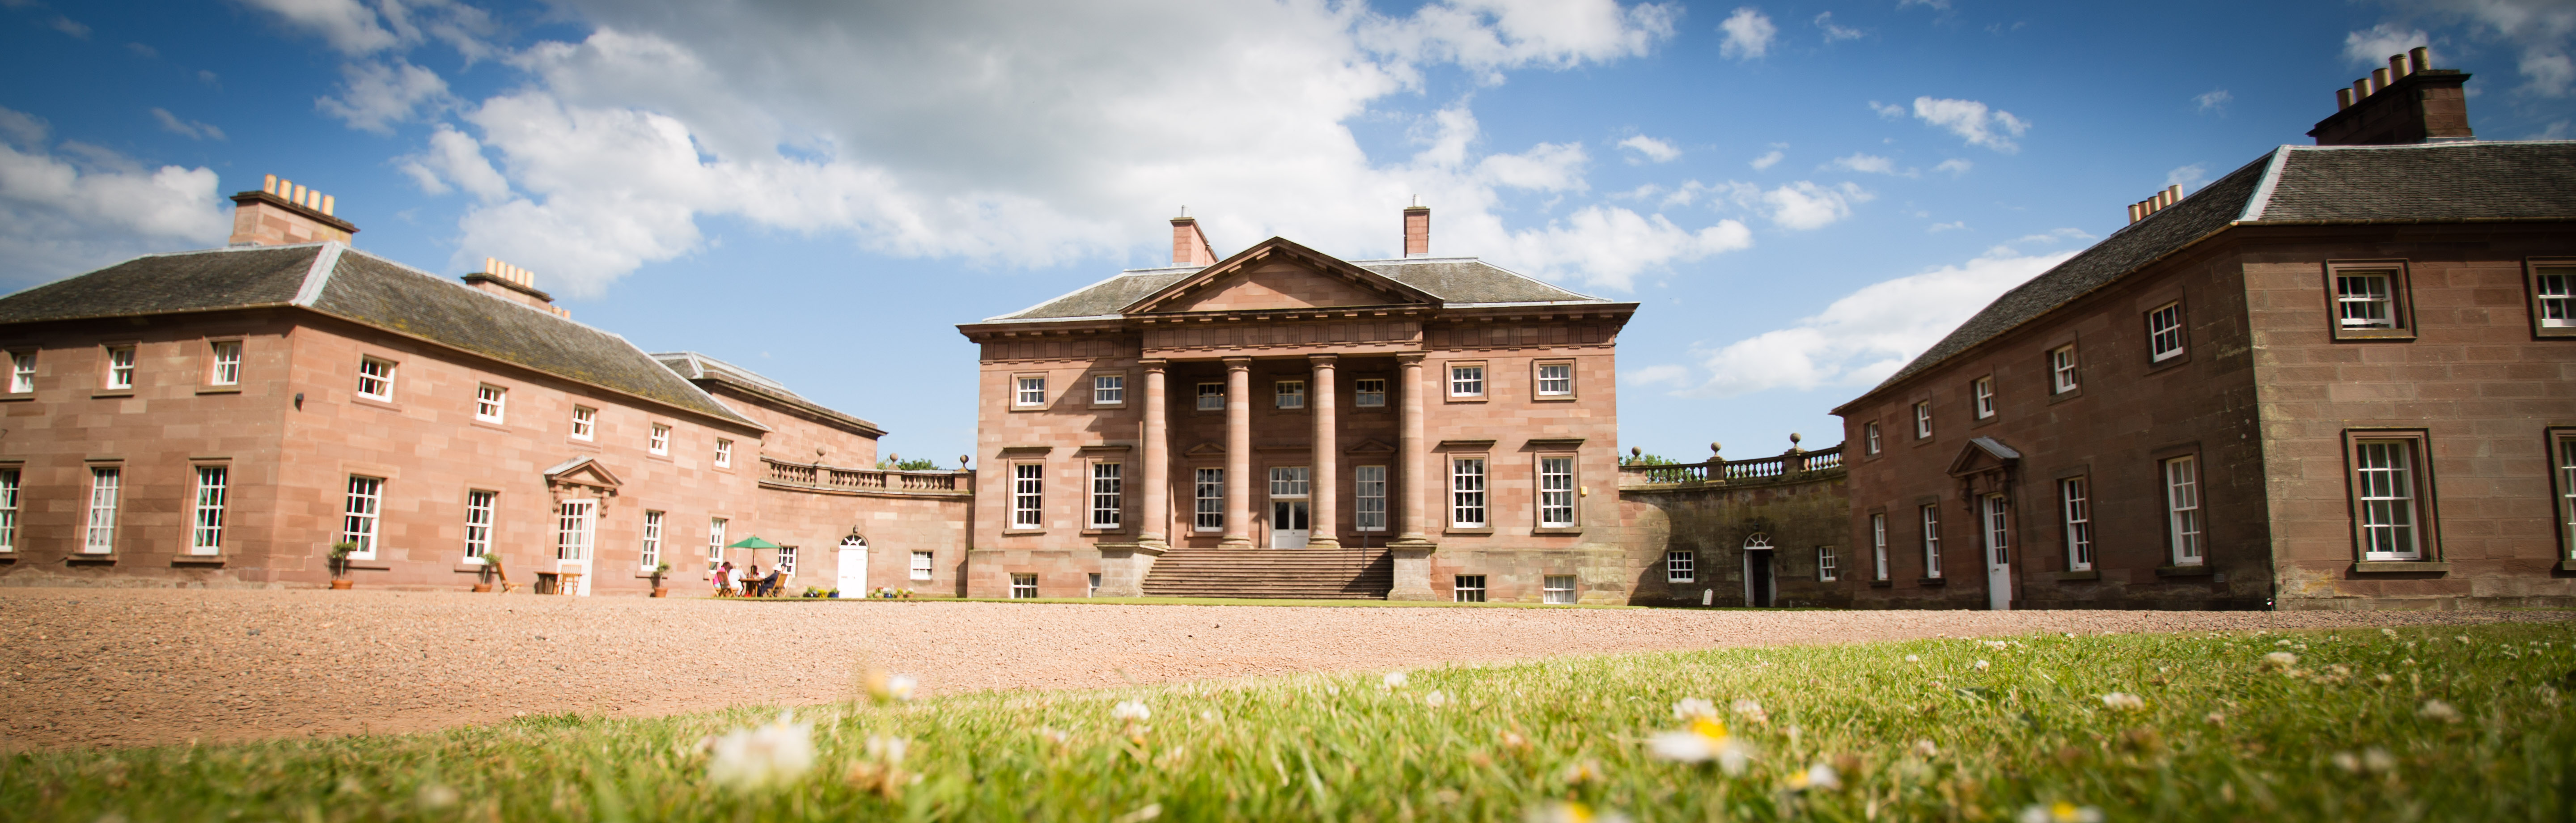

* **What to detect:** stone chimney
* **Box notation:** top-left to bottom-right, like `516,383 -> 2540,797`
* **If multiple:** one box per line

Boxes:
1402,196 -> 1430,257
2310,47 -> 2474,146
1170,207 -> 1216,266
463,258 -> 570,318
229,174 -> 358,247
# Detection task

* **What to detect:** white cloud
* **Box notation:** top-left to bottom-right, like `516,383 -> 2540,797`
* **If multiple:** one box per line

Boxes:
1911,96 -> 2029,153
148,108 -> 225,141
1866,100 -> 1906,119
1748,150 -> 1783,170
238,0 -> 400,55
49,15 -> 91,39
1933,158 -> 1971,176
317,59 -> 452,133
2536,119 -> 2572,139
1494,206 -> 1753,290
1626,363 -> 1690,387
1617,135 -> 1681,163
0,107 -> 230,285
2387,0 -> 2576,97
1898,0 -> 1951,9
2343,22 -> 2430,68
1998,227 -> 2093,250
1814,12 -> 1863,42
1358,0 -> 1681,73
2194,89 -> 2231,113
237,0 -> 495,57
1926,220 -> 1966,233
1717,7 -> 1776,60
1478,140 -> 1590,190
2165,163 -> 2209,191
1827,153 -> 1914,177
1682,248 -> 2076,397
1754,181 -> 1870,230
400,124 -> 510,202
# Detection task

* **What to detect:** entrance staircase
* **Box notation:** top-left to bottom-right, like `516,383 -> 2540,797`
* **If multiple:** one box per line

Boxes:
1140,549 -> 1394,599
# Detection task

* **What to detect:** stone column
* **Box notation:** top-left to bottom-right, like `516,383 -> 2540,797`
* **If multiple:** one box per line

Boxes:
1307,354 -> 1340,549
1387,352 -> 1437,599
1221,356 -> 1254,548
1138,359 -> 1170,548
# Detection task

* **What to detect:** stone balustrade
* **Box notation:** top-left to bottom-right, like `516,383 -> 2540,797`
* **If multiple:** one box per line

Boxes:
1616,444 -> 1846,489
761,458 -> 973,496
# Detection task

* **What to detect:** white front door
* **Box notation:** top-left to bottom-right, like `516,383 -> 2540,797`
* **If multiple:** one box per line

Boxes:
1271,501 -> 1310,548
1983,494 -> 2012,611
836,537 -> 867,597
557,499 -> 596,597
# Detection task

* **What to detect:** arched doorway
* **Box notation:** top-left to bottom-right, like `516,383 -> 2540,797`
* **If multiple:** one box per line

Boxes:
836,534 -> 868,597
1741,533 -> 1775,607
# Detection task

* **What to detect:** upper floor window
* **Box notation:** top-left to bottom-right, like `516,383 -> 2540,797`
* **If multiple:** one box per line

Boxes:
1275,380 -> 1306,409
2163,456 -> 2203,565
1913,401 -> 1932,439
2049,345 -> 2079,394
209,341 -> 242,386
1449,364 -> 1484,398
1864,422 -> 1882,455
714,438 -> 733,468
2531,263 -> 2575,337
1196,382 -> 1224,411
2147,302 -> 2186,362
1535,362 -> 1573,396
1092,374 -> 1124,405
649,423 -> 671,455
1014,375 -> 1046,408
570,406 -> 597,441
475,384 -> 507,424
1972,376 -> 1996,419
2336,269 -> 2400,329
8,351 -> 33,393
355,356 -> 394,400
106,345 -> 137,390
1354,378 -> 1387,407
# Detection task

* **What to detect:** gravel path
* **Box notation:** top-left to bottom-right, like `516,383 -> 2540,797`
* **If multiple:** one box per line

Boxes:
3,588 -> 2565,751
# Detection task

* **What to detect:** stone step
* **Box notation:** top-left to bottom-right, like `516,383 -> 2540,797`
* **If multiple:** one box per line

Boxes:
1141,549 -> 1395,599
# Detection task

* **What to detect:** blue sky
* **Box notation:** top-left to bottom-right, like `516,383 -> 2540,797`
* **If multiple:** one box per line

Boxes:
4,0 -> 2572,466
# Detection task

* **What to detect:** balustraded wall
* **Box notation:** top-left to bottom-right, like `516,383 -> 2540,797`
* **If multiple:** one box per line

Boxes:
1615,444 -> 1852,607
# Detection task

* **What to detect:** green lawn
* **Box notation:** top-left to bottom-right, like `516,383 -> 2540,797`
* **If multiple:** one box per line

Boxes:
9,621 -> 2573,822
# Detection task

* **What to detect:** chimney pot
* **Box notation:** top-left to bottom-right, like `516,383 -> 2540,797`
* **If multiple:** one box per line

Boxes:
2409,46 -> 2430,73
1402,199 -> 1430,257
2373,67 -> 2393,90
2337,87 -> 2356,109
263,174 -> 278,195
2354,79 -> 2373,99
2389,54 -> 2410,79
319,195 -> 334,216
2127,203 -> 2141,224
227,174 -> 357,247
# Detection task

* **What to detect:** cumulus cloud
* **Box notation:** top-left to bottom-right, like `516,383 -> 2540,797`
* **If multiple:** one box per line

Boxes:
1493,206 -> 1752,290
1618,135 -> 1681,163
1911,96 -> 2029,153
1748,150 -> 1783,170
1827,153 -> 1914,177
1814,11 -> 1863,42
1866,100 -> 1906,119
1926,220 -> 1966,233
1679,247 -> 2076,397
2377,0 -> 2576,98
149,108 -> 225,141
1933,158 -> 1971,176
48,14 -> 90,39
2343,22 -> 2431,68
0,107 -> 230,285
237,0 -> 495,57
1717,7 -> 1776,60
1755,181 -> 1870,230
316,58 -> 452,133
2166,163 -> 2210,191
399,124 -> 509,201
2194,89 -> 2232,113
1478,140 -> 1591,190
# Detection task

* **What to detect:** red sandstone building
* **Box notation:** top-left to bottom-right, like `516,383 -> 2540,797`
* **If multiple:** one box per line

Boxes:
0,177 -> 968,594
1833,51 -> 2576,610
957,207 -> 1640,602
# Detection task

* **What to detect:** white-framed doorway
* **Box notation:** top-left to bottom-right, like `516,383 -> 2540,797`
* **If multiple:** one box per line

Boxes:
1983,493 -> 2012,611
836,535 -> 868,597
556,498 -> 596,597
1741,533 -> 1775,607
1269,466 -> 1310,549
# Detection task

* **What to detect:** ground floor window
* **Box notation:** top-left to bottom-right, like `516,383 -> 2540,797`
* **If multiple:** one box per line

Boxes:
2557,432 -> 2576,560
1010,573 -> 1039,599
1453,574 -> 1487,603
0,468 -> 17,553
1870,513 -> 1888,581
1666,550 -> 1695,583
1816,547 -> 1838,581
1542,575 -> 1576,604
2163,456 -> 2203,565
640,510 -> 664,570
85,467 -> 121,554
191,466 -> 227,555
776,545 -> 797,575
340,475 -> 380,560
1195,468 -> 1224,531
1919,505 -> 1942,578
556,500 -> 595,561
1088,573 -> 1102,598
465,490 -> 496,560
2060,477 -> 2093,571
708,517 -> 728,573
911,551 -> 934,581
1354,465 -> 1387,531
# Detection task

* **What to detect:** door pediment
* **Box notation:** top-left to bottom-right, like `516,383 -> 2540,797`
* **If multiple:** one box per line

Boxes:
544,455 -> 625,494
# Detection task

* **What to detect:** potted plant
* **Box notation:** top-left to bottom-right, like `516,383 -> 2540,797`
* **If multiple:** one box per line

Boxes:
327,541 -> 355,590
472,554 -> 495,592
484,552 -> 515,593
649,562 -> 672,598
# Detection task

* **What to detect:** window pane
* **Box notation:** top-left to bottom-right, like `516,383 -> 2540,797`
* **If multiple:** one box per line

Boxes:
1354,465 -> 1386,531
1539,457 -> 1575,526
1451,458 -> 1486,526
1537,363 -> 1572,395
192,466 -> 227,553
1195,467 -> 1224,530
342,475 -> 381,558
1016,377 -> 1046,406
1091,463 -> 1123,528
107,347 -> 136,390
1667,550 -> 1695,583
2149,304 -> 2185,360
2051,346 -> 2079,393
911,551 -> 934,581
1013,463 -> 1044,526
2539,271 -> 2575,328
2337,272 -> 2397,329
2560,436 -> 2576,559
1093,374 -> 1124,404
1450,365 -> 1483,395
640,510 -> 664,569
1542,575 -> 1576,604
2061,477 -> 2093,570
465,490 -> 496,559
211,341 -> 242,386
1196,382 -> 1224,410
1268,466 -> 1309,497
1354,379 -> 1387,407
1275,381 -> 1305,409
2165,457 -> 2203,563
1871,513 -> 1888,581
86,468 -> 121,553
1920,505 -> 1941,577
2353,441 -> 2419,559
0,469 -> 17,552
9,352 -> 33,393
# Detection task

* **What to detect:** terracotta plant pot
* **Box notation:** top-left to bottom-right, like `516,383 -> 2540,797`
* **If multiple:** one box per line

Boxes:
330,579 -> 354,590
471,583 -> 493,593
651,587 -> 669,598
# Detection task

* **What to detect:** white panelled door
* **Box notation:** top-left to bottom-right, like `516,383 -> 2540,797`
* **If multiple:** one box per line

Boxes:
836,535 -> 867,597
1983,494 -> 2012,611
557,499 -> 596,597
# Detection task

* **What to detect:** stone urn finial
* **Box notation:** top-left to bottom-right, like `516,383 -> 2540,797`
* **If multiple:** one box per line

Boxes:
958,454 -> 971,468
1709,441 -> 1723,456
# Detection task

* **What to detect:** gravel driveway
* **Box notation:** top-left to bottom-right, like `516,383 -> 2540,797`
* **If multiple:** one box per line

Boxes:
2,587 -> 2562,751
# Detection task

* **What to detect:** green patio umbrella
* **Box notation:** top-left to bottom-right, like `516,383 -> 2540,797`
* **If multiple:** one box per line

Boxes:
726,535 -> 783,550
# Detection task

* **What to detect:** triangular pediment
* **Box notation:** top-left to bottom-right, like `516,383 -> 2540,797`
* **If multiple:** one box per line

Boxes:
544,455 -> 625,489
1123,237 -> 1438,315
1183,441 -> 1226,456
1945,437 -> 2021,478
1345,437 -> 1394,454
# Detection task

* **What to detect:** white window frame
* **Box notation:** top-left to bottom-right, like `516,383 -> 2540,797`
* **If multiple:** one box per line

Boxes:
355,356 -> 393,400
1194,467 -> 1224,531
1275,380 -> 1306,410
911,550 -> 934,581
776,545 -> 797,575
0,468 -> 16,552
1195,382 -> 1224,411
1983,494 -> 2010,565
2558,433 -> 2576,560
1450,456 -> 1487,528
640,509 -> 664,570
1871,513 -> 1889,581
1354,465 -> 1387,532
644,423 -> 671,456
1913,401 -> 1932,439
714,438 -> 733,468
1453,574 -> 1487,603
209,340 -> 242,386
1269,466 -> 1310,498
1542,574 -> 1577,604
1538,456 -> 1576,527
105,345 -> 137,390
2050,345 -> 2079,394
2336,269 -> 2400,330
84,467 -> 120,554
2164,456 -> 2203,565
1666,550 -> 1695,584
2537,266 -> 2575,330
1092,374 -> 1125,405
1010,573 -> 1039,598
475,384 -> 507,424
464,490 -> 496,561
556,499 -> 595,560
2060,477 -> 2093,571
1353,378 -> 1387,408
1972,376 -> 1996,419
8,351 -> 32,393
2352,439 -> 2423,561
1864,422 -> 1881,455
1089,462 -> 1123,529
2147,302 -> 2186,362
1448,364 -> 1485,398
1920,505 -> 1942,578
1012,462 -> 1044,528
1816,546 -> 1838,582
1014,375 -> 1047,408
342,475 -> 382,560
1534,361 -> 1573,397
708,517 -> 728,572
190,465 -> 227,555
570,406 -> 596,441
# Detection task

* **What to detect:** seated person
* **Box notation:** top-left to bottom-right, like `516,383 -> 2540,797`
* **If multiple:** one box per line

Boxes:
757,568 -> 785,597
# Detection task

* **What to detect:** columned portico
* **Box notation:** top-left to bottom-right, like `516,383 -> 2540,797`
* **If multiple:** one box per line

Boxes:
1386,351 -> 1439,599
1308,354 -> 1340,548
1221,356 -> 1254,547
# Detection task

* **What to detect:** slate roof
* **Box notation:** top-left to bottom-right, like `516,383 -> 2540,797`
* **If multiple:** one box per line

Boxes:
1848,140 -> 2576,407
654,351 -> 884,437
0,243 -> 760,428
986,256 -> 1610,321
